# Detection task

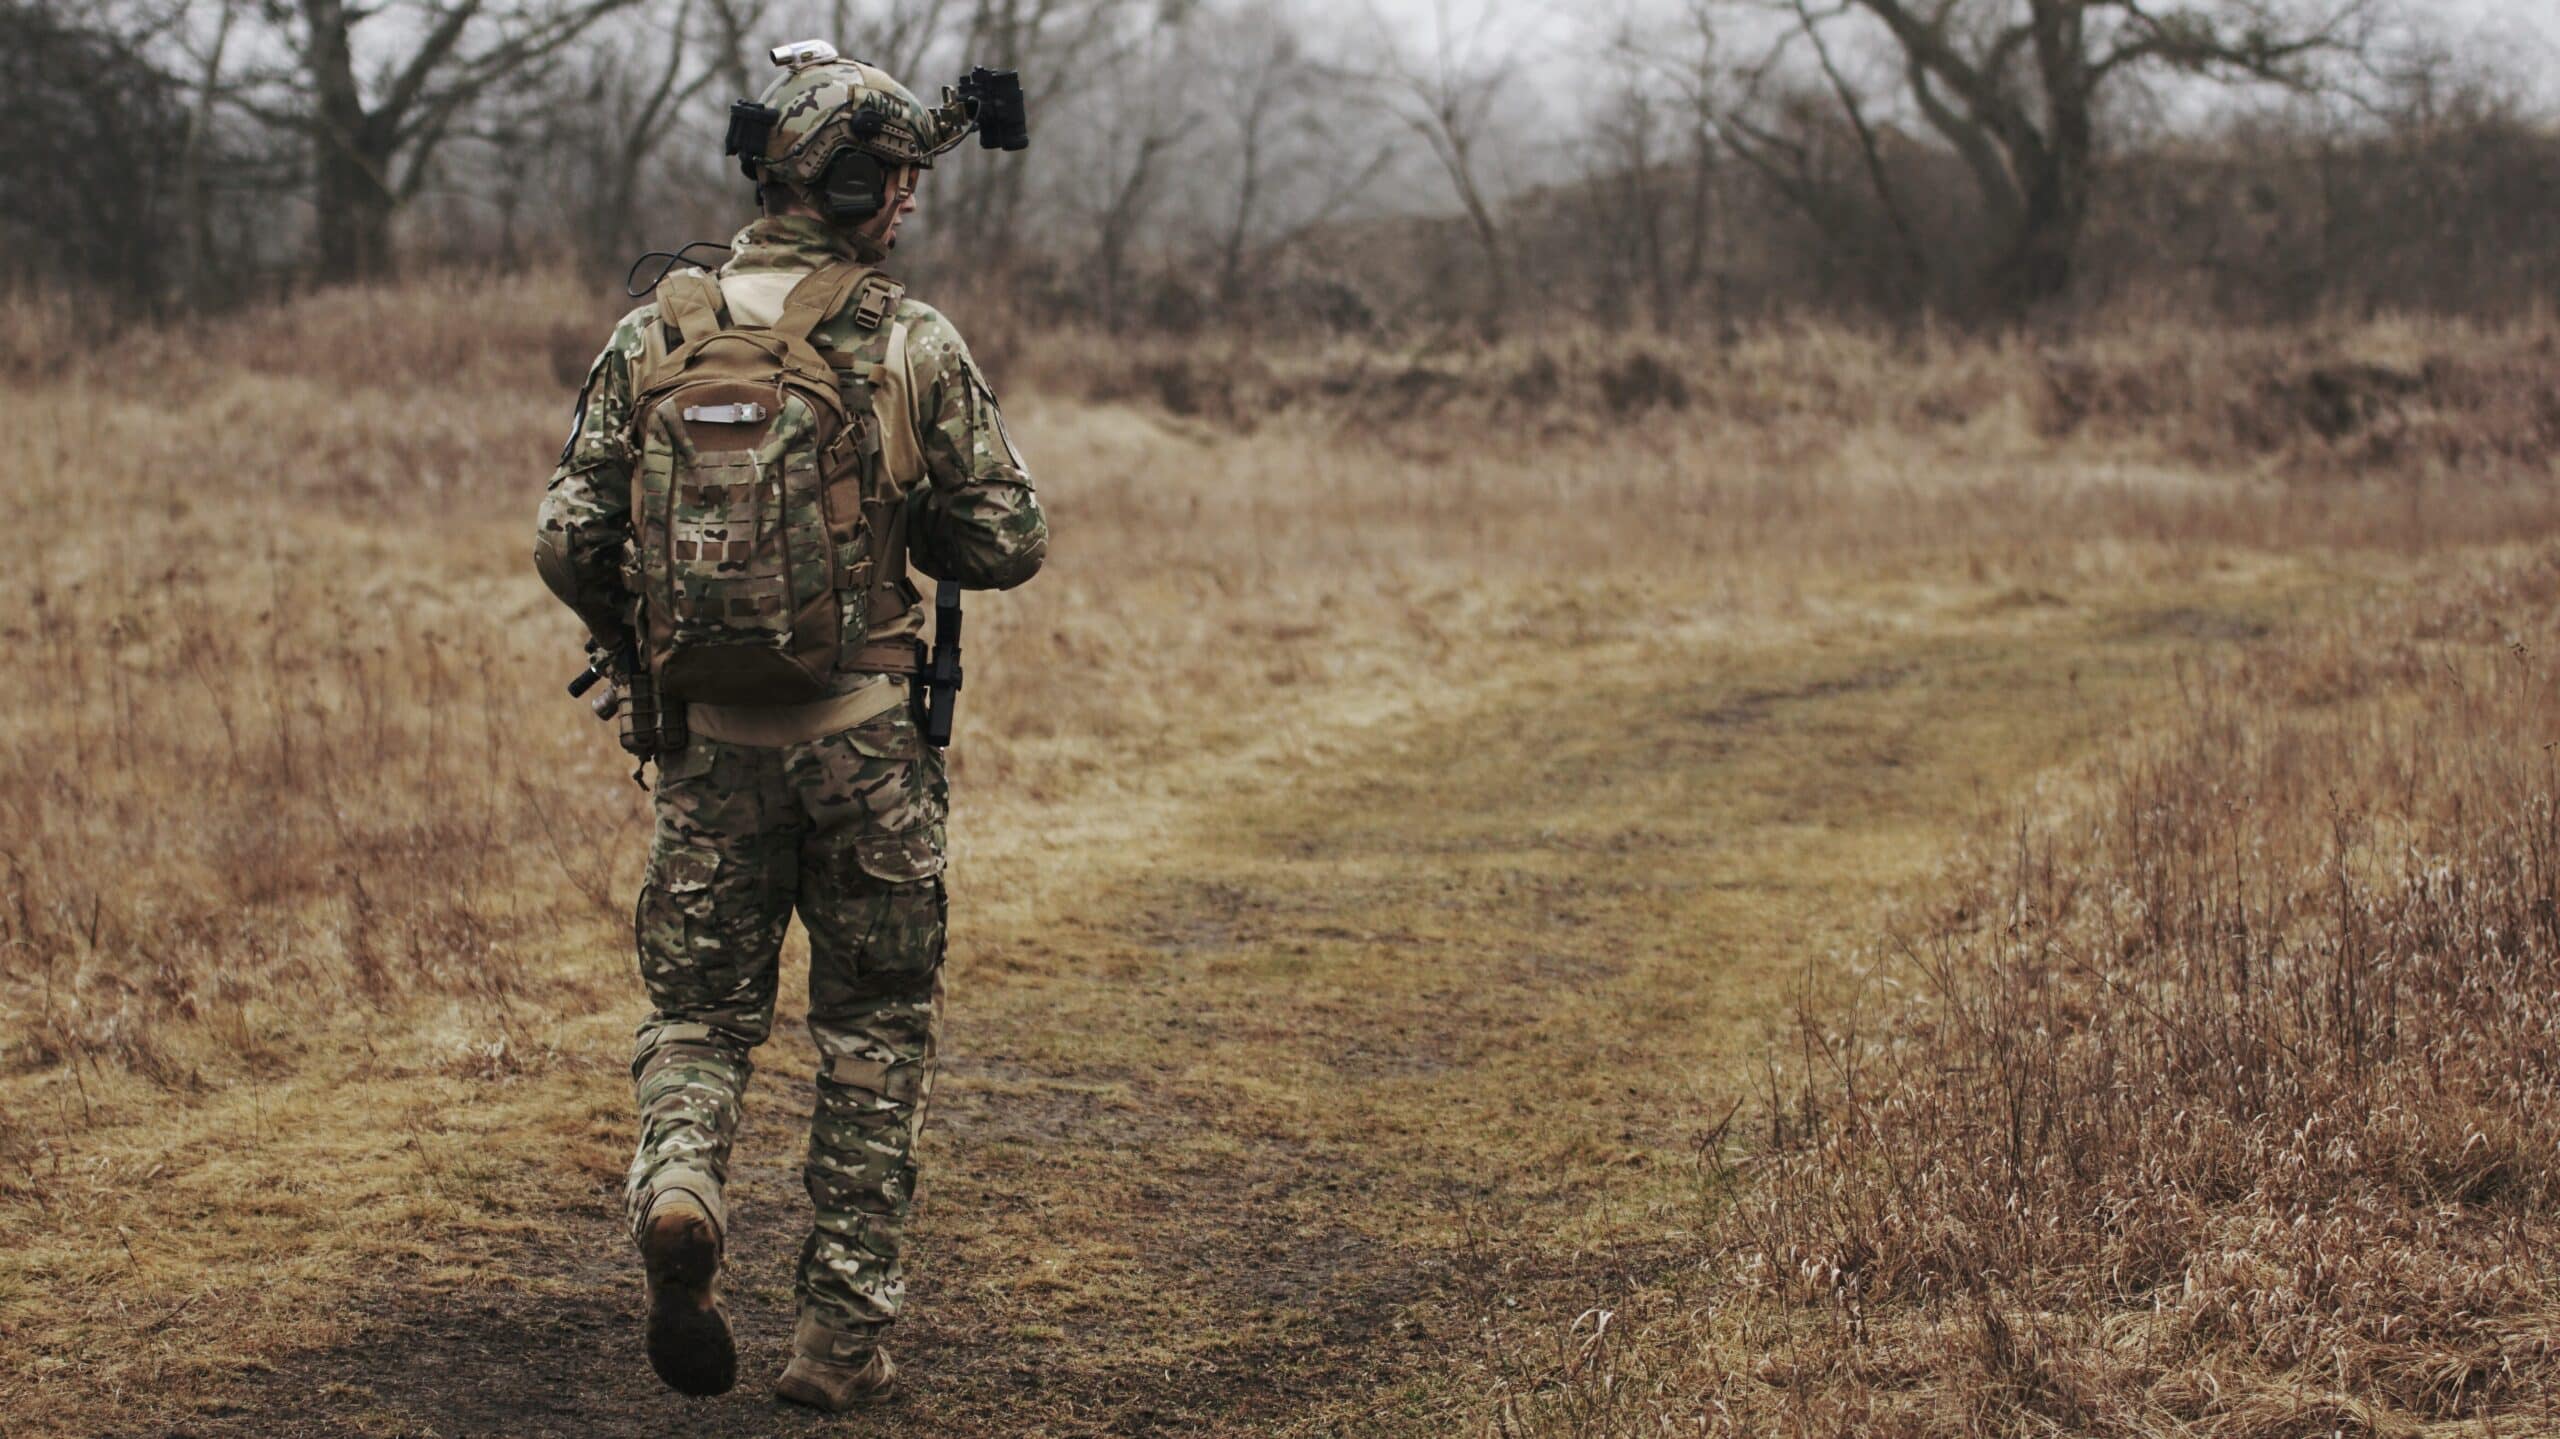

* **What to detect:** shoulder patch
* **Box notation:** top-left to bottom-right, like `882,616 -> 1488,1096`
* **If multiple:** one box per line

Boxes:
557,360 -> 600,467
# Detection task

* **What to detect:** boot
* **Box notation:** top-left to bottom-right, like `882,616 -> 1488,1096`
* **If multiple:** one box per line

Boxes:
638,1187 -> 736,1397
774,1313 -> 897,1411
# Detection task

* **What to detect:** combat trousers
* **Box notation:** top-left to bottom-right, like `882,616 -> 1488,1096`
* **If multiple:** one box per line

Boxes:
623,695 -> 947,1346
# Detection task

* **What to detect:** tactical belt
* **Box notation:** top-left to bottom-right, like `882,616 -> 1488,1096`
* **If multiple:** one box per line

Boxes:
689,670 -> 907,747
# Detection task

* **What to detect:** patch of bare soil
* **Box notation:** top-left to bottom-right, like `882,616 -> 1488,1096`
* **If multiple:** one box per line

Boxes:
157,1046 -> 1479,1439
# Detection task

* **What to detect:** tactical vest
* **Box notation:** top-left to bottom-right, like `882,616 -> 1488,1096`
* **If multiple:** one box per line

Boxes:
626,260 -> 926,705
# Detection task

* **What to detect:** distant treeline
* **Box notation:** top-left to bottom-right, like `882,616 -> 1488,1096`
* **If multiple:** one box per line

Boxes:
8,0 -> 2554,331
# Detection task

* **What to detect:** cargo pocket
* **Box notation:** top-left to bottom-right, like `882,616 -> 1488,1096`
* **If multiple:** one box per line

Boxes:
635,839 -> 791,1021
851,826 -> 947,991
636,844 -> 721,993
854,824 -> 946,884
845,701 -> 921,761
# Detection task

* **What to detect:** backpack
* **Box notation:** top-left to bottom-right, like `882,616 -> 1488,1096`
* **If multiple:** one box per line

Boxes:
626,259 -> 921,705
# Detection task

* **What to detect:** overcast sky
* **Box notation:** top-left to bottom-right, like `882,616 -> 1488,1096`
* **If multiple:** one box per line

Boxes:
1367,0 -> 2560,140
2354,0 -> 2560,80
1352,0 -> 2560,88
2432,0 -> 2560,55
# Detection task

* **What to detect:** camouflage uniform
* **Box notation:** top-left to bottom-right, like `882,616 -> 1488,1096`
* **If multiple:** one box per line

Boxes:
537,214 -> 1046,1348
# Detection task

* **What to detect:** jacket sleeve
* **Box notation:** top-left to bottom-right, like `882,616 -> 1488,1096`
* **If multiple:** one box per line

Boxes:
534,307 -> 654,645
902,308 -> 1048,591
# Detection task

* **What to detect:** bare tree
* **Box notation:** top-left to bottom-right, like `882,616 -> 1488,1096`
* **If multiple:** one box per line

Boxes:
939,0 -> 1144,267
697,0 -> 954,99
1580,80 -> 1676,324
828,0 -> 955,77
229,0 -> 636,280
174,0 -> 244,298
1743,0 -> 2377,316
695,0 -> 756,97
556,0 -> 719,264
1211,5 -> 1305,303
1708,4 -> 1934,313
1082,17 -> 1198,327
1581,3 -> 1730,326
0,0 -> 196,303
1202,1 -> 1393,310
1366,0 -> 1526,316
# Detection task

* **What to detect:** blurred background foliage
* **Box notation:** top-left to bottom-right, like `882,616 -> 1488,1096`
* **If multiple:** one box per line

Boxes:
8,0 -> 2556,331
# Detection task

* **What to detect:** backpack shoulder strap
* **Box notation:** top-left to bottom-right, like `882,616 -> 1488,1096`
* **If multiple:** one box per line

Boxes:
873,316 -> 925,491
774,262 -> 907,342
656,271 -> 726,348
857,312 -> 927,652
774,261 -> 872,344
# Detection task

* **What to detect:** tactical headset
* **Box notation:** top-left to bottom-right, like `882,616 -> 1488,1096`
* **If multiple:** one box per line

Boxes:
813,114 -> 896,226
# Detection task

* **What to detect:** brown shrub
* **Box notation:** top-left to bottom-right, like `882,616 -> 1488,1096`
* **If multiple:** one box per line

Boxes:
1495,554 -> 2560,1436
2037,324 -> 2560,476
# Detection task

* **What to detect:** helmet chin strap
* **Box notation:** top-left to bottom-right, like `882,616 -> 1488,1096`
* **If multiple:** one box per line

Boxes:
846,227 -> 892,262
845,205 -> 898,261
844,174 -> 916,261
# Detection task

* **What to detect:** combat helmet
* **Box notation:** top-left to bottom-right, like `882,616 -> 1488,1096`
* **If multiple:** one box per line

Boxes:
725,40 -> 1027,230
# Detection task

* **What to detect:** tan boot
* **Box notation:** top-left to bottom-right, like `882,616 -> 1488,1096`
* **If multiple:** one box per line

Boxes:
774,1313 -> 897,1411
638,1188 -> 736,1397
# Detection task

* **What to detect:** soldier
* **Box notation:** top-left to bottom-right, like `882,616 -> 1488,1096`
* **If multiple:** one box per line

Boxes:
533,41 -> 1045,1411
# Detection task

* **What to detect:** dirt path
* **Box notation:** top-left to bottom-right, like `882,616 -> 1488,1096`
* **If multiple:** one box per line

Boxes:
144,575 -> 2319,1438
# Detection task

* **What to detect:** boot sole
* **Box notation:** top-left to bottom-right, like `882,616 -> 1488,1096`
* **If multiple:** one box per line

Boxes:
642,1210 -> 736,1397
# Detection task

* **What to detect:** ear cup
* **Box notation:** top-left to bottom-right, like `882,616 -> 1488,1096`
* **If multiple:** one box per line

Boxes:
815,149 -> 888,225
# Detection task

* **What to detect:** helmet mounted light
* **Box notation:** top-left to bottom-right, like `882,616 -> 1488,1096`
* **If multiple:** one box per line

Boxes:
768,39 -> 839,67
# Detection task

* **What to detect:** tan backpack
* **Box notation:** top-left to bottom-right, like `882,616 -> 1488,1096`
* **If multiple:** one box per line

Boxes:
626,259 -> 920,704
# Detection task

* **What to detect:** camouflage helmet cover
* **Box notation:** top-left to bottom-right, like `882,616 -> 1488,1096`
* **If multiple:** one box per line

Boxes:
748,51 -> 972,189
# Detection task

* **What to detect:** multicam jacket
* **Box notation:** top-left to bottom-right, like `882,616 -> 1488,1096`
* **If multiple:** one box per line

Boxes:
537,216 -> 1047,711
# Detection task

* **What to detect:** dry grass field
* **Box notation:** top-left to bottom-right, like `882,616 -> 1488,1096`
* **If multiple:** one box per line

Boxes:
2,276 -> 2556,1436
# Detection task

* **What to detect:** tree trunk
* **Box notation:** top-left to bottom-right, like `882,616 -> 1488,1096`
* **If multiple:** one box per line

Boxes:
1987,184 -> 2083,314
313,134 -> 397,282
303,0 -> 397,283
177,0 -> 238,302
